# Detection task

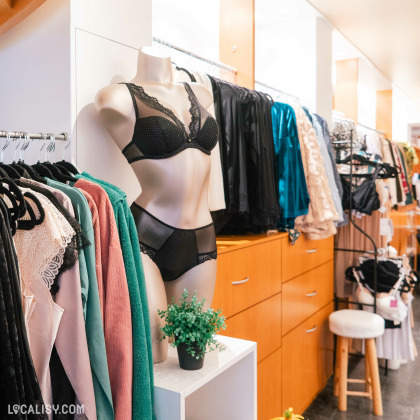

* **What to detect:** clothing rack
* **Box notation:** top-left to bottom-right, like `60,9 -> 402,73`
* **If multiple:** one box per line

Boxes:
357,123 -> 385,135
333,132 -> 378,312
0,131 -> 69,141
152,37 -> 237,76
332,132 -> 384,372
254,80 -> 300,102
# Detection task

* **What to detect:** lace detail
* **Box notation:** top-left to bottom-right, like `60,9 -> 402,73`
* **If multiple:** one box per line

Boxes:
126,83 -> 189,139
140,242 -> 157,259
14,188 -> 76,290
182,82 -> 201,139
198,251 -> 217,264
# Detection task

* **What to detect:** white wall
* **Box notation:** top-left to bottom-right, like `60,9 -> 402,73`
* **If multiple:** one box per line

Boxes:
255,0 -> 332,117
393,87 -> 420,142
152,0 -> 219,61
71,0 -> 152,203
0,0 -> 71,164
0,0 -> 152,202
256,0 -> 317,109
315,16 -> 333,123
357,57 -> 392,128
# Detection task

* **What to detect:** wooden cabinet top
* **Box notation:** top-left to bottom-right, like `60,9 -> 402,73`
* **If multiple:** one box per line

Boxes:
216,232 -> 287,254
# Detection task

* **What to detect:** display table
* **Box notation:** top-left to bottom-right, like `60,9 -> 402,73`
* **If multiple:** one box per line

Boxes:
153,335 -> 257,420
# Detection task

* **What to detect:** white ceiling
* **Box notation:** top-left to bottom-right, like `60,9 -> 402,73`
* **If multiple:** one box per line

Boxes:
307,0 -> 420,102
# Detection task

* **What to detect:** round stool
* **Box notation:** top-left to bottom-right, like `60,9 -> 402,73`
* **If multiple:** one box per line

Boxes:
329,309 -> 385,416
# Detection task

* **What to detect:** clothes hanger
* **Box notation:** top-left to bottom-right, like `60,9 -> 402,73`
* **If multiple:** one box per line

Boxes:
52,133 -> 80,177
17,192 -> 45,230
13,133 -> 46,183
39,134 -> 78,183
339,154 -> 398,180
0,132 -> 23,179
0,176 -> 30,227
31,133 -> 58,180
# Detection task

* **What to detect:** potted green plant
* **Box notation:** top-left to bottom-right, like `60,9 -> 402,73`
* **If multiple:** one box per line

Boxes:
158,289 -> 226,370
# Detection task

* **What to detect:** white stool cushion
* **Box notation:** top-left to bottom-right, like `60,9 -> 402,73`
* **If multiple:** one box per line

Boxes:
329,310 -> 385,339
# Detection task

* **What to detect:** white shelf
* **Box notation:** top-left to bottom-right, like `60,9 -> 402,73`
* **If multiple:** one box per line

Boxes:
153,335 -> 257,420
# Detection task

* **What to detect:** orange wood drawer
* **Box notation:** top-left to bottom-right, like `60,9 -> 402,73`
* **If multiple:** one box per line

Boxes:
213,239 -> 282,318
219,293 -> 282,362
282,236 -> 334,282
282,303 -> 334,414
258,347 -> 282,420
282,261 -> 334,336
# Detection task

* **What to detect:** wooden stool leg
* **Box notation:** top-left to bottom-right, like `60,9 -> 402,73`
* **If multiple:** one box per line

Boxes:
366,338 -> 383,416
364,341 -> 372,398
334,336 -> 341,397
338,337 -> 348,411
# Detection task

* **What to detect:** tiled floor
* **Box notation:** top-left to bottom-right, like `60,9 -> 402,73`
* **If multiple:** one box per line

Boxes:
302,297 -> 420,420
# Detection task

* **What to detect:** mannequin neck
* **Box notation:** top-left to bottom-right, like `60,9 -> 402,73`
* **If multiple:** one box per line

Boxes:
132,47 -> 173,85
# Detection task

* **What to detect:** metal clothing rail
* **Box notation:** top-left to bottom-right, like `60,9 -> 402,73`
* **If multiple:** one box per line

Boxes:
333,128 -> 378,314
0,131 -> 69,141
254,80 -> 300,102
357,123 -> 385,135
152,37 -> 237,75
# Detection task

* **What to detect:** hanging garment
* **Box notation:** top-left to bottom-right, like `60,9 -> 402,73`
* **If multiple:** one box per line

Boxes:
396,143 -> 413,205
77,172 -> 154,420
341,165 -> 381,215
292,105 -> 338,239
46,179 -> 114,420
0,197 -> 47,419
209,77 -> 249,215
19,178 -> 96,419
209,77 -> 280,232
380,137 -> 398,207
271,102 -> 309,229
315,114 -> 347,227
14,188 -> 73,417
391,142 -> 408,204
307,110 -> 344,224
75,178 -> 133,420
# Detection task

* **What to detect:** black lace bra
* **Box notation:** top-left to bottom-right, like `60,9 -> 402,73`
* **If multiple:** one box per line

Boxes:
121,82 -> 219,163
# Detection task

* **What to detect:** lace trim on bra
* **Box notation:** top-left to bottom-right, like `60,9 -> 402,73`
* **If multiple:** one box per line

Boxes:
126,83 -> 192,140
183,82 -> 201,139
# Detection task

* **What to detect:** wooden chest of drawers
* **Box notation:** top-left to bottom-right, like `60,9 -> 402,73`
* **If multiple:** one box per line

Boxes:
214,233 -> 334,419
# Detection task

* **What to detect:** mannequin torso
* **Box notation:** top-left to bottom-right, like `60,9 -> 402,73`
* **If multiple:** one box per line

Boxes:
95,47 -> 213,227
94,47 -> 218,363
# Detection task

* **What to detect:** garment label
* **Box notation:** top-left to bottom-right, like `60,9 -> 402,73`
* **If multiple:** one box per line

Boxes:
380,218 -> 394,239
390,298 -> 398,308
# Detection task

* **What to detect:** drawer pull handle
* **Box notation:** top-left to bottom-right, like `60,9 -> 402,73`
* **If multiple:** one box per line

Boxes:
306,326 -> 317,333
306,291 -> 317,297
232,277 -> 250,285
306,248 -> 317,254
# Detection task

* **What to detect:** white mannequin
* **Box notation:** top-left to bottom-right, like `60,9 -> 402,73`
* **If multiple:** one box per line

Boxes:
94,47 -> 217,363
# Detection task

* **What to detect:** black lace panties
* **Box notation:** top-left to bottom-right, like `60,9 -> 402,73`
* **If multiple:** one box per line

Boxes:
131,203 -> 217,282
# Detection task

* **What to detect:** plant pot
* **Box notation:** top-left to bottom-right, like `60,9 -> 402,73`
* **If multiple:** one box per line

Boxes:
177,343 -> 205,370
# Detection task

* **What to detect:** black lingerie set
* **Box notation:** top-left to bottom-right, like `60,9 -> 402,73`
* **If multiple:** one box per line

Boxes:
122,82 -> 219,282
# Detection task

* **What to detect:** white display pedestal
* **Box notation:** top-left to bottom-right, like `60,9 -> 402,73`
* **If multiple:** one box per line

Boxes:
153,335 -> 257,420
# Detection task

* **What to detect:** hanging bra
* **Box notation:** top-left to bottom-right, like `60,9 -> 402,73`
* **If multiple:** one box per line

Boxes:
341,164 -> 381,215
121,82 -> 219,163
